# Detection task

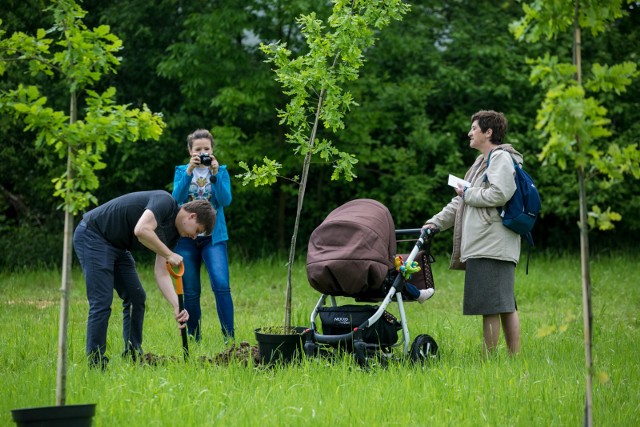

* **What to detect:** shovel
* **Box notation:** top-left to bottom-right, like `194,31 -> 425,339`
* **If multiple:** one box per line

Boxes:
166,261 -> 189,360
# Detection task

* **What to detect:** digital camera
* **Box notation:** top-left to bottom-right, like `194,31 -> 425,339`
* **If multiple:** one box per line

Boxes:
199,153 -> 212,166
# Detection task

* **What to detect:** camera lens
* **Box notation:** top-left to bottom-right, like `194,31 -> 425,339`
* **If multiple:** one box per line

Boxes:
199,153 -> 212,166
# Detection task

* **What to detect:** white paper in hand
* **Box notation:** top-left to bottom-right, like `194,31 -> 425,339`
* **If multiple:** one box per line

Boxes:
448,174 -> 471,189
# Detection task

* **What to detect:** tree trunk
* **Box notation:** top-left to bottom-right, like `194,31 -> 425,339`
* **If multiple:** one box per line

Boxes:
56,91 -> 76,406
284,88 -> 326,330
574,2 -> 593,425
578,167 -> 593,427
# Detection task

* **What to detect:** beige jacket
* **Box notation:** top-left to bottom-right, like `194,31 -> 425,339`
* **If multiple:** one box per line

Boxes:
426,144 -> 523,270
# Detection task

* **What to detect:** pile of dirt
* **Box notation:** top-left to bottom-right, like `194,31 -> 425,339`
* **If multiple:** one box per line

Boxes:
208,341 -> 260,366
140,341 -> 259,367
141,352 -> 177,366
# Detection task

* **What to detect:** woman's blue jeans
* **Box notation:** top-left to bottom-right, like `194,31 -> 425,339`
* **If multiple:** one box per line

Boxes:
175,236 -> 234,340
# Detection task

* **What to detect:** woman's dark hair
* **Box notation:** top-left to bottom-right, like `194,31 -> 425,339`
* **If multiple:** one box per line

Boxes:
471,110 -> 508,145
187,129 -> 215,151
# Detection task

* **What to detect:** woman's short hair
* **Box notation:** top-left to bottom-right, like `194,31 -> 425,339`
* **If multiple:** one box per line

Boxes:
471,110 -> 508,144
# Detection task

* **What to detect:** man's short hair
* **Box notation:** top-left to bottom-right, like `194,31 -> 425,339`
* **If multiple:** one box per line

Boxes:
181,200 -> 216,235
471,110 -> 508,145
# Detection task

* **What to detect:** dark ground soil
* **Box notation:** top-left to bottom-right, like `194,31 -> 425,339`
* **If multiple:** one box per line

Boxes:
141,341 -> 260,366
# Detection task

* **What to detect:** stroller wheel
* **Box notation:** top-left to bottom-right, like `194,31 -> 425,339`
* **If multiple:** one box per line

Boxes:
303,340 -> 317,357
353,339 -> 368,368
410,334 -> 439,364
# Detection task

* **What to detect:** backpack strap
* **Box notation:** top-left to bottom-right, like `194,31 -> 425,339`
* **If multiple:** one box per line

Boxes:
524,232 -> 534,275
482,148 -> 495,183
482,149 -> 508,216
484,148 -> 534,274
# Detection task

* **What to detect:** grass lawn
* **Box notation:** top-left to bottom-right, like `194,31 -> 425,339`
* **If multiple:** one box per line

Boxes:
1,251 -> 638,426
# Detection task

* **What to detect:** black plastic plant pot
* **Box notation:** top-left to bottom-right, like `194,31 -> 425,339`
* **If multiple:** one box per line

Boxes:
11,403 -> 96,427
254,326 -> 306,366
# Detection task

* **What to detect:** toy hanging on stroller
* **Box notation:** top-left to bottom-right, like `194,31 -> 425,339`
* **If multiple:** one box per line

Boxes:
304,199 -> 439,366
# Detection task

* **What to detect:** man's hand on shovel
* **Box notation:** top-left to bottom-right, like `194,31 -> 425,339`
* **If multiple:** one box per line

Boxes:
174,307 -> 189,327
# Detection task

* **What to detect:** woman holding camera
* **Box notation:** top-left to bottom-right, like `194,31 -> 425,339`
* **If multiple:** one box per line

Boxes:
172,129 -> 234,343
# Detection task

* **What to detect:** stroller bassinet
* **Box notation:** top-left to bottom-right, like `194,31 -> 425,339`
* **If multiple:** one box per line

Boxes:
305,199 -> 438,365
306,198 -> 396,297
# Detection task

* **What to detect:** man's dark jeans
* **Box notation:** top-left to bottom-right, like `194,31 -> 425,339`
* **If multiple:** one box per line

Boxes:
73,221 -> 146,367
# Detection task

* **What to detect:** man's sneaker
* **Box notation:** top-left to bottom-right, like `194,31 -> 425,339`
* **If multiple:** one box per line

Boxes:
417,288 -> 434,304
122,347 -> 143,363
88,354 -> 109,371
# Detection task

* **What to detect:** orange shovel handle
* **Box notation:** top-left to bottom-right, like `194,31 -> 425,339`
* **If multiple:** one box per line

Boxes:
166,261 -> 185,278
166,261 -> 185,295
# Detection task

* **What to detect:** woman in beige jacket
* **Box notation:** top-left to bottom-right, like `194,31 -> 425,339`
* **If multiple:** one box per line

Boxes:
423,110 -> 523,356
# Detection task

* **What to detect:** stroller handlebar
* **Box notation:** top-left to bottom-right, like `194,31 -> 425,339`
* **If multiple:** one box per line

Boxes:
395,228 -> 421,236
395,227 -> 440,239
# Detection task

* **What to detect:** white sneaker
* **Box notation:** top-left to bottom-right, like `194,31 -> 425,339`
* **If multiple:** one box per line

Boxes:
417,288 -> 434,304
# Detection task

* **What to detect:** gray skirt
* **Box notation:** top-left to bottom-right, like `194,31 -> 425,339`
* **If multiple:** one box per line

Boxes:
463,258 -> 516,315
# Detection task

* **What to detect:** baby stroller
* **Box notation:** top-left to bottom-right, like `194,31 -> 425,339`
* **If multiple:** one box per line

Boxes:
304,199 -> 439,366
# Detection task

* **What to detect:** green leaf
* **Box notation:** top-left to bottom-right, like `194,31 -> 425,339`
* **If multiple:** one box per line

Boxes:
585,62 -> 639,94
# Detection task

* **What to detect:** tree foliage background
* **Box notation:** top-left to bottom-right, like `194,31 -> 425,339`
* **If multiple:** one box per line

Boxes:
1,0 -> 638,270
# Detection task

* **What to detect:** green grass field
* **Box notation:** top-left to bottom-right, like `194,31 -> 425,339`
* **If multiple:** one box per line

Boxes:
1,251 -> 638,426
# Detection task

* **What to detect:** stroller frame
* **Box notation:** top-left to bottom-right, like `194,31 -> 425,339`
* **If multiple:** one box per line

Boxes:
304,228 -> 438,366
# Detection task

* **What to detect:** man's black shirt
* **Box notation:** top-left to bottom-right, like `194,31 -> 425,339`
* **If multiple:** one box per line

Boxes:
83,190 -> 180,250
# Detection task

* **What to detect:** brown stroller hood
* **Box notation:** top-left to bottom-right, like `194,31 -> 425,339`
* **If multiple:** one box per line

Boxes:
306,199 -> 397,296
